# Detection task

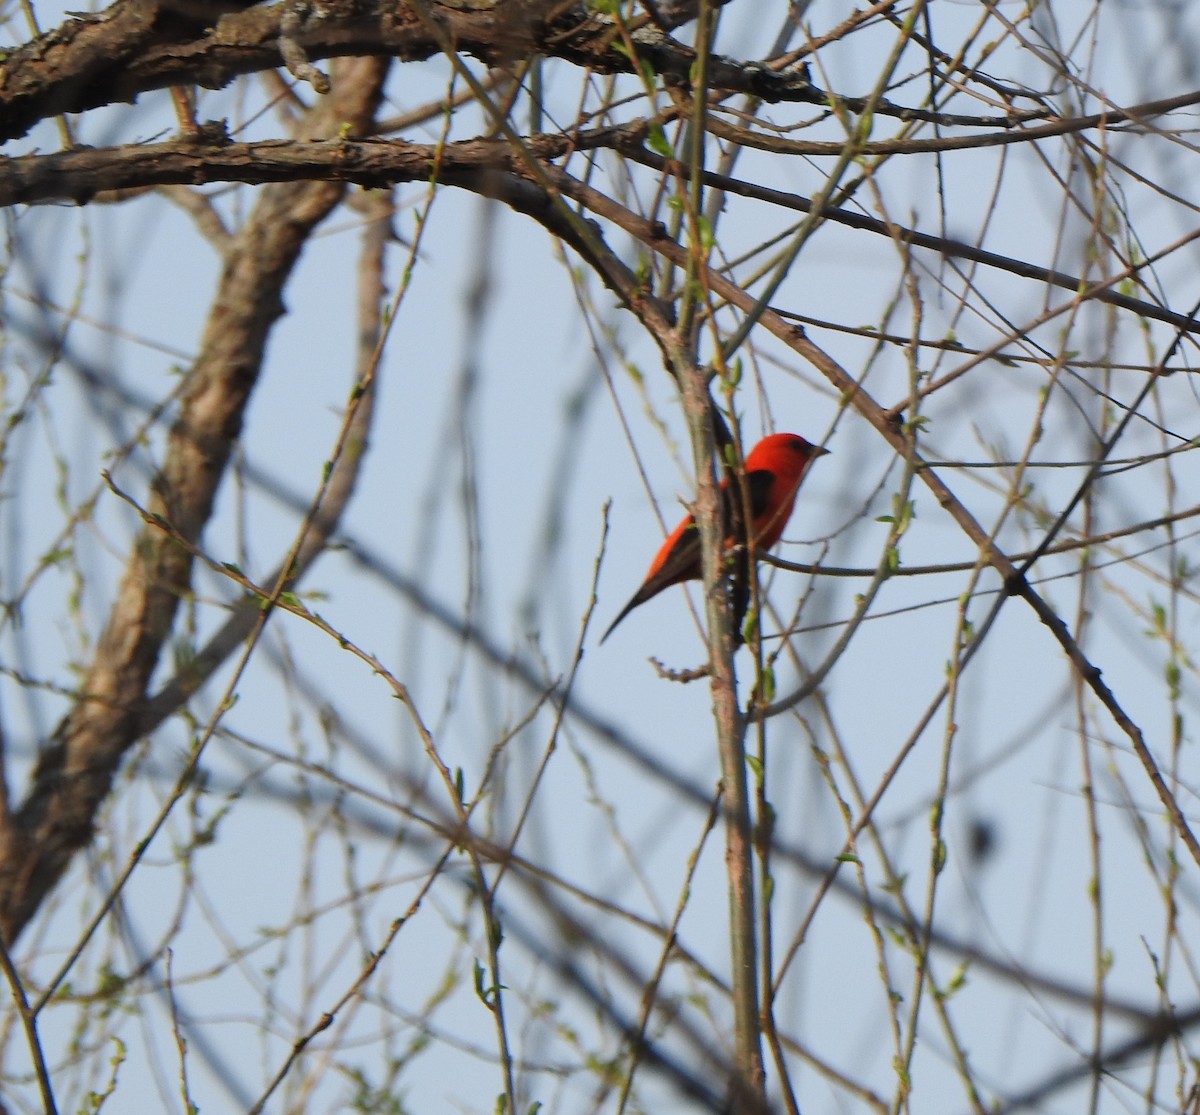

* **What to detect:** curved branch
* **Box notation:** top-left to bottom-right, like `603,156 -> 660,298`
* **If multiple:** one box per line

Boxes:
4,128 -> 1196,340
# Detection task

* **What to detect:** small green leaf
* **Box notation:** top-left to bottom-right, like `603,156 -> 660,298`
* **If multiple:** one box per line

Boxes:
882,873 -> 907,895
945,961 -> 969,996
646,124 -> 673,158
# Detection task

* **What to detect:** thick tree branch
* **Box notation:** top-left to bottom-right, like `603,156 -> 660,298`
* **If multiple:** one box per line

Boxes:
0,0 -> 257,142
0,0 -> 1050,145
0,0 -> 801,142
0,56 -> 388,943
3,128 -> 1195,340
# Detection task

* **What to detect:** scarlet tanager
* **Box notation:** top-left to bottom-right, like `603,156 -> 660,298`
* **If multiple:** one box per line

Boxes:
601,433 -> 828,643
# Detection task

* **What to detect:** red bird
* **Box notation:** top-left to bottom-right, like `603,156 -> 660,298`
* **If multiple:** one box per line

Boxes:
601,433 -> 828,643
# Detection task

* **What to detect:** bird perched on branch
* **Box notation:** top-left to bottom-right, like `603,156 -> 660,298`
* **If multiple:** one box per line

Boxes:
601,433 -> 828,643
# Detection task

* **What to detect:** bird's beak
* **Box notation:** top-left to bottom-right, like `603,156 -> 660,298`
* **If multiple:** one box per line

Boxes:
813,444 -> 831,457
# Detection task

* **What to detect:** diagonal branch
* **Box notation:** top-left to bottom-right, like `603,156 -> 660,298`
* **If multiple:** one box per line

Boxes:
0,56 -> 388,943
532,163 -> 1200,874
